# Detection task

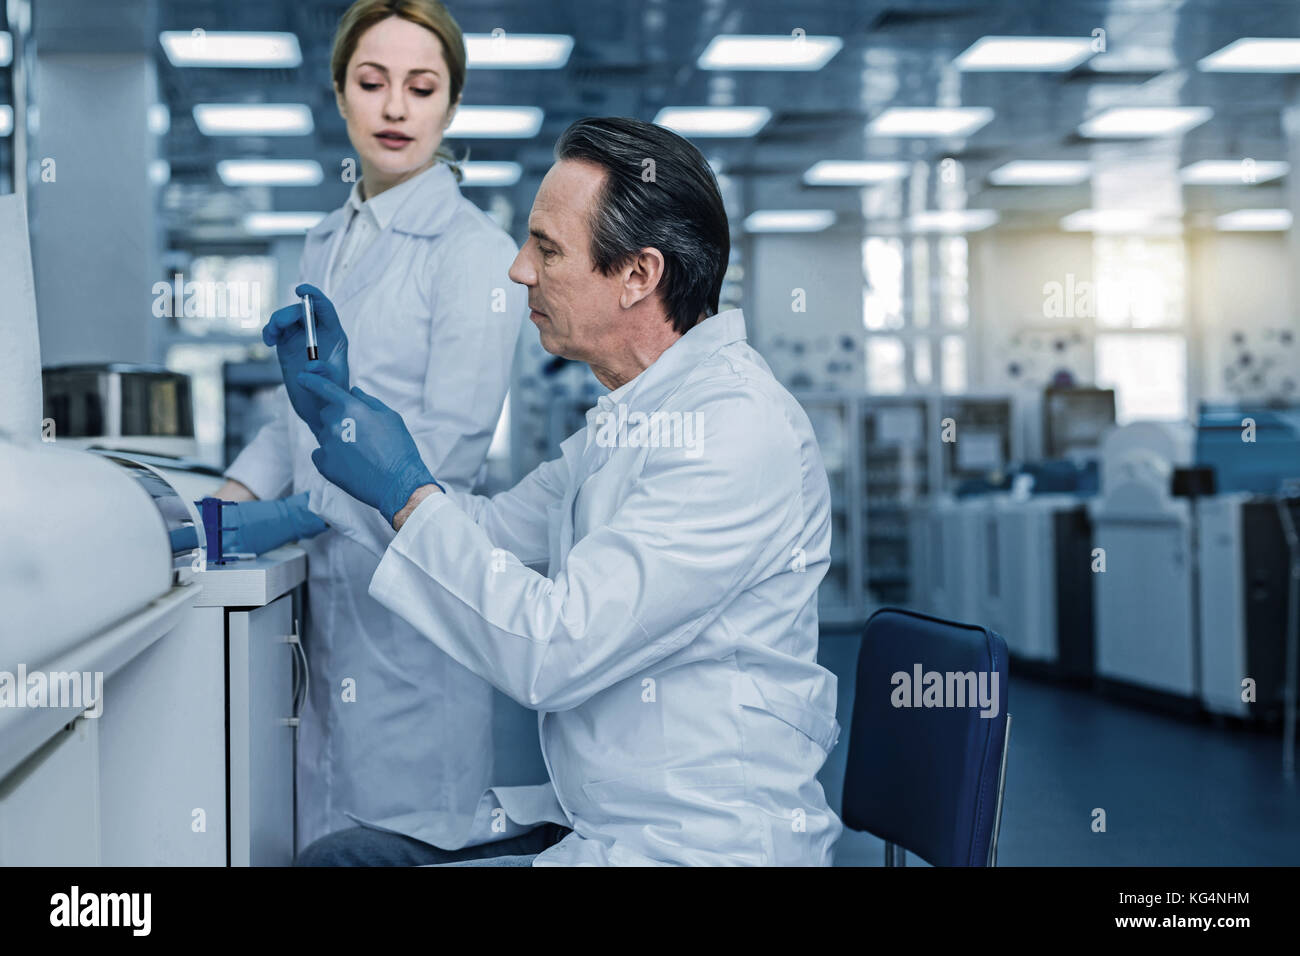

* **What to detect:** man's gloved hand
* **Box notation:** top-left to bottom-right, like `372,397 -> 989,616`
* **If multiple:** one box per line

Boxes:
295,371 -> 443,526
263,283 -> 350,433
208,491 -> 329,557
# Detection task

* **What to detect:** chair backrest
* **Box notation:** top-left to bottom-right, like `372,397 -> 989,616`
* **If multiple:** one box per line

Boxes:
841,606 -> 1010,866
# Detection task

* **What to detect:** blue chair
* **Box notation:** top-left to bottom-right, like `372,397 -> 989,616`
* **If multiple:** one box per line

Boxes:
841,606 -> 1011,866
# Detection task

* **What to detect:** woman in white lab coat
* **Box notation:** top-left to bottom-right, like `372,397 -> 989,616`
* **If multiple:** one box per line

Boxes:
214,0 -> 525,851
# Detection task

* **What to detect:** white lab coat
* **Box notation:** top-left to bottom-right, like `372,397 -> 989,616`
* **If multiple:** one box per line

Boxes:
357,309 -> 843,865
224,163 -> 526,850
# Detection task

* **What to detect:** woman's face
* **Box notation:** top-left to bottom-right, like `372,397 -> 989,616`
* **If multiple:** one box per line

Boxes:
336,16 -> 458,193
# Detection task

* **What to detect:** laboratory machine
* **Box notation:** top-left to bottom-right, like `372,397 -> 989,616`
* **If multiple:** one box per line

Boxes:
1089,421 -> 1200,704
1194,405 -> 1300,722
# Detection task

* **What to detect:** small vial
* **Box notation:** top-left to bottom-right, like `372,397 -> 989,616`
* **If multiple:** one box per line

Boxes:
302,293 -> 319,361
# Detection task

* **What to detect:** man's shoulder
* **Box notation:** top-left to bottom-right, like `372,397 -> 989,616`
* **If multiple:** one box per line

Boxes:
675,342 -> 812,427
657,345 -> 816,465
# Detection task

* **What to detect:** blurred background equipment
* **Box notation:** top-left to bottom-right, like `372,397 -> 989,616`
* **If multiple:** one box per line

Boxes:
42,363 -> 197,458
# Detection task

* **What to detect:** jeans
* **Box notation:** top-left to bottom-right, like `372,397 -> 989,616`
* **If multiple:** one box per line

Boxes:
295,822 -> 571,867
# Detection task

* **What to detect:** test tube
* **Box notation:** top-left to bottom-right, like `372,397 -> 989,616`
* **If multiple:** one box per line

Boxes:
302,293 -> 319,361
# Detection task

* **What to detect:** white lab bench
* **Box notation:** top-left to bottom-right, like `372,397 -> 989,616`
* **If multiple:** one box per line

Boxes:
0,546 -> 305,866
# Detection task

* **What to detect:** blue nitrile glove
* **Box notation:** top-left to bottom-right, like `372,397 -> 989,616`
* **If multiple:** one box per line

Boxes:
206,491 -> 329,557
295,371 -> 444,526
262,283 -> 350,433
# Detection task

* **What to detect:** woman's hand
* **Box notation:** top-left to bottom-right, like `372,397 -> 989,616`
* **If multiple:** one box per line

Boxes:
199,491 -> 329,558
263,283 -> 351,432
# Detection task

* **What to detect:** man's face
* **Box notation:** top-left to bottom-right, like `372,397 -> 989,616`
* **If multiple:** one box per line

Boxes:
508,160 -> 627,362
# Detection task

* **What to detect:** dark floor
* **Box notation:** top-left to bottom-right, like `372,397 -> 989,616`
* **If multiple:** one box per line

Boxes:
816,629 -> 1300,866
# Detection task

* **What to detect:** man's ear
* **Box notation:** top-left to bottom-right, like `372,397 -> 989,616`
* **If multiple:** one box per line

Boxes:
620,247 -> 666,310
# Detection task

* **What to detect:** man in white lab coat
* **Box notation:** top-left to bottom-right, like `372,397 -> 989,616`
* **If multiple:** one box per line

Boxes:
288,117 -> 843,866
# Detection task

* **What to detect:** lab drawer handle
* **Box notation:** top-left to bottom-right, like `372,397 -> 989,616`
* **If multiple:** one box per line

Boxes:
287,617 -> 310,721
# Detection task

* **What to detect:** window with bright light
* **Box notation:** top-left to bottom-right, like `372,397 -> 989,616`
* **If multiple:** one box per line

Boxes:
867,336 -> 906,394
940,236 -> 969,327
913,339 -> 932,386
862,237 -> 904,330
1095,333 -> 1187,422
942,335 -> 968,392
1094,236 -> 1185,329
911,236 -> 930,329
862,234 -> 970,394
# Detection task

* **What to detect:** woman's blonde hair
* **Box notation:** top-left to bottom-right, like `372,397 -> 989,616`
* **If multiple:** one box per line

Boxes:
331,0 -> 468,179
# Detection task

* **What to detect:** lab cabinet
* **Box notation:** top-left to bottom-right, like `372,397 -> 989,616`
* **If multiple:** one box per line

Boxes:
1,420 -> 300,865
180,547 -> 305,866
228,595 -> 296,866
1198,495 -> 1295,720
0,717 -> 101,865
1092,504 -> 1197,698
0,548 -> 306,867
98,605 -> 228,866
94,579 -> 301,866
914,494 -> 1096,676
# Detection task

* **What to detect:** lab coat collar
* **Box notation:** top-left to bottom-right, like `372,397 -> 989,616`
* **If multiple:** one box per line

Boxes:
367,162 -> 456,234
311,162 -> 462,308
380,162 -> 461,236
588,308 -> 748,426
309,161 -> 461,241
342,179 -> 366,218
